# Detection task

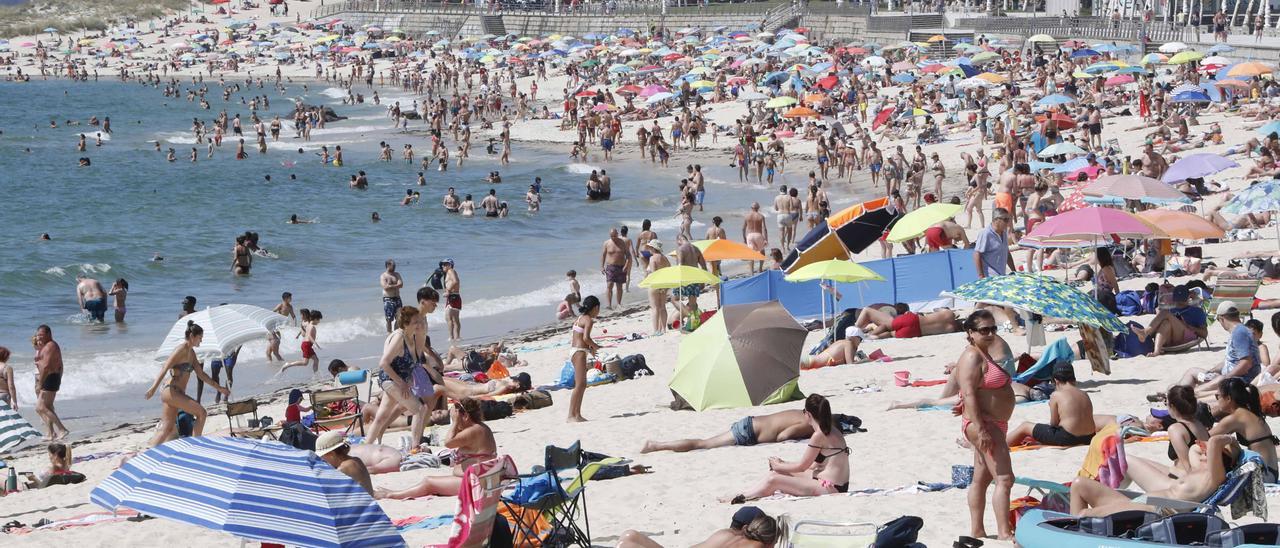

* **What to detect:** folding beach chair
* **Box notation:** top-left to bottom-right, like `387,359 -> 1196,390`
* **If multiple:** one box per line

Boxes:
307,385 -> 363,436
430,456 -> 518,548
502,441 -> 623,547
225,398 -> 276,439
777,515 -> 877,548
1206,277 -> 1262,324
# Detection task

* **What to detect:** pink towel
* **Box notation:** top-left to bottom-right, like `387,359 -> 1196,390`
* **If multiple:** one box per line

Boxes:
1097,435 -> 1128,489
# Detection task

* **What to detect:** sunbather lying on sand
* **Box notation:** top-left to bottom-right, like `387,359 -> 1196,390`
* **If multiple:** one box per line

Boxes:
641,408 -> 860,453
885,360 -> 1042,411
721,394 -> 851,503
853,304 -> 961,340
1069,435 -> 1240,517
619,508 -> 779,548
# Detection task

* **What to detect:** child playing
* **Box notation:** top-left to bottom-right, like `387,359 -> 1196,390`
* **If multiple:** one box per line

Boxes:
284,388 -> 312,424
566,270 -> 581,301
557,293 -> 581,321
108,278 -> 128,323
268,292 -> 296,363
280,309 -> 321,376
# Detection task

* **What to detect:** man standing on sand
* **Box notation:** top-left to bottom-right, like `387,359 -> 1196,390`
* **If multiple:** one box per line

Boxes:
34,325 -> 69,441
380,259 -> 403,333
601,228 -> 632,310
443,259 -> 463,341
75,275 -> 108,323
974,208 -> 1014,278
773,186 -> 796,251
742,202 -> 769,274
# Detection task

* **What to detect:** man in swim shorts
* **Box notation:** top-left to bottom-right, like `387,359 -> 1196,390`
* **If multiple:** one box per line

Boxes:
742,202 -> 769,273
443,259 -> 463,341
379,259 -> 404,333
601,228 -> 632,310
1006,363 -> 1096,448
75,275 -> 108,323
33,325 -> 69,440
640,409 -> 861,453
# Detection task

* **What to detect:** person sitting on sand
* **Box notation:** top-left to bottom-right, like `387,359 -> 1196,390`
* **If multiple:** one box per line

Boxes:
1128,285 -> 1208,356
315,431 -> 374,496
1174,301 -> 1260,397
22,442 -> 83,489
618,509 -> 779,548
722,394 -> 849,503
1005,363 -> 1096,448
1157,385 -> 1213,474
641,409 -> 860,453
854,304 -> 961,339
801,324 -> 870,369
376,398 -> 496,499
1070,435 -> 1240,517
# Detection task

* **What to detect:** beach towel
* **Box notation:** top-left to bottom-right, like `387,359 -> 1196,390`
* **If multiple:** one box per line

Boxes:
399,452 -> 442,471
1079,424 -> 1126,488
1014,338 -> 1074,385
392,514 -> 454,532
909,379 -> 947,387
917,400 -> 1047,412
2,509 -> 143,534
1232,460 -> 1267,520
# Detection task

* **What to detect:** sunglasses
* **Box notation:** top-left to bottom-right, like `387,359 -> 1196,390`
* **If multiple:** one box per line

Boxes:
972,326 -> 998,335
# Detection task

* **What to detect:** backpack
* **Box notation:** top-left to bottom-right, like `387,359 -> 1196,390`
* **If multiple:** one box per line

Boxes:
1113,321 -> 1154,359
427,268 -> 445,290
480,400 -> 513,421
279,421 -> 317,451
872,515 -> 924,548
618,354 -> 653,380
1116,290 -> 1144,316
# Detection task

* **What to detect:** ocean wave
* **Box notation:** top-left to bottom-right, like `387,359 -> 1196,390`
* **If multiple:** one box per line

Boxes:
563,163 -> 600,175
320,87 -> 350,99
12,348 -> 159,402
460,276 -> 606,321
155,131 -> 197,144
632,217 -> 706,233
310,124 -> 391,136
43,263 -> 112,277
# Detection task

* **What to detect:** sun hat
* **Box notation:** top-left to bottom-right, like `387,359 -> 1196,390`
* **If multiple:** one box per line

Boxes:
314,431 -> 348,457
645,239 -> 664,252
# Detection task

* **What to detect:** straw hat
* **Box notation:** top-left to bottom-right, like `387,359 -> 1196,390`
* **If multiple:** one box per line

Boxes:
314,431 -> 348,457
645,239 -> 664,252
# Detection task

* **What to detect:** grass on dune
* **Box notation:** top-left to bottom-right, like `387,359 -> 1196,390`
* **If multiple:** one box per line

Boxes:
0,0 -> 192,38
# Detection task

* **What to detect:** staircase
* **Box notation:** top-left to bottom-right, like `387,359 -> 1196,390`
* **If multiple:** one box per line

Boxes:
479,14 -> 507,36
907,30 -> 974,58
763,3 -> 803,33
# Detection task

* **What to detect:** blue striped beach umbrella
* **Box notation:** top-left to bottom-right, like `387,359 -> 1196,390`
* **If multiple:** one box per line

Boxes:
0,400 -> 41,454
90,436 -> 404,548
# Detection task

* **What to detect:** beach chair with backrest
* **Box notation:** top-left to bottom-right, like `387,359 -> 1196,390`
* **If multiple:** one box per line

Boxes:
225,399 -> 276,439
777,515 -> 878,548
502,441 -> 623,547
430,455 -> 518,548
307,385 -> 363,436
1206,277 -> 1262,324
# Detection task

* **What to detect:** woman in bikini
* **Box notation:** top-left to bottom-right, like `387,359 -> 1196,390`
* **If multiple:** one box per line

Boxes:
0,346 -> 15,410
1210,378 -> 1279,482
955,309 -> 1015,541
144,322 -> 230,447
375,398 -> 496,499
723,394 -> 849,503
567,295 -> 601,423
367,306 -> 437,446
1161,385 -> 1210,474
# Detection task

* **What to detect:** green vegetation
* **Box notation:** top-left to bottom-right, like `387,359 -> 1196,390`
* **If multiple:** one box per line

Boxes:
0,0 -> 191,38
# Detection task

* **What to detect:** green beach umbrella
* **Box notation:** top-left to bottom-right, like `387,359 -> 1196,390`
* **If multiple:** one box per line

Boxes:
941,273 -> 1125,332
671,301 -> 806,411
638,265 -> 721,289
765,96 -> 798,109
1167,50 -> 1204,65
886,203 -> 964,242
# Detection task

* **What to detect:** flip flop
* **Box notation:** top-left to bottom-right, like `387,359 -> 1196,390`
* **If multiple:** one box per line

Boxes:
956,535 -> 984,548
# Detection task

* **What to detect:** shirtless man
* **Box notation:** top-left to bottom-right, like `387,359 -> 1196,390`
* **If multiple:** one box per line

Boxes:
691,164 -> 706,212
1070,435 -> 1240,517
1006,363 -> 1096,447
442,187 -> 460,212
33,325 -> 69,441
480,189 -> 499,218
923,219 -> 971,251
640,409 -> 857,453
773,186 -> 796,250
443,260 -> 462,341
601,228 -> 632,310
75,275 -> 108,323
742,202 -> 769,273
380,259 -> 404,333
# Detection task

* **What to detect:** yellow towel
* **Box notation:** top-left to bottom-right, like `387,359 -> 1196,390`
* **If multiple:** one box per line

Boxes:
1078,423 -> 1119,480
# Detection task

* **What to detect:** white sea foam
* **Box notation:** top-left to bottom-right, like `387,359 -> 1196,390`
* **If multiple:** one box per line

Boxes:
320,87 -> 350,99
459,276 -> 606,321
564,163 -> 600,175
633,217 -> 706,233
13,348 -> 159,402
156,131 -> 197,144
43,263 -> 112,277
309,124 -> 390,136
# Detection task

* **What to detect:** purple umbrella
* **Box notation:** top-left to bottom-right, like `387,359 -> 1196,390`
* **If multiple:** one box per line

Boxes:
1161,153 -> 1240,183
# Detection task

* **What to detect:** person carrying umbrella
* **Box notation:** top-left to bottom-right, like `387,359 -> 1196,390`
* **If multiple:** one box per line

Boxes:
144,322 -> 229,448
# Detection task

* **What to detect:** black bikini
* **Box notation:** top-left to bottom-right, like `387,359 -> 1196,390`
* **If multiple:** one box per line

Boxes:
809,444 -> 851,493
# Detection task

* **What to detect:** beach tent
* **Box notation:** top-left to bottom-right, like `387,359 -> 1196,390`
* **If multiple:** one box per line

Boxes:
670,301 -> 805,411
781,197 -> 901,273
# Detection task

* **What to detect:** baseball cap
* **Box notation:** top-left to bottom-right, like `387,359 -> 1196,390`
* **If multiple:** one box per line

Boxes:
1216,300 -> 1240,317
731,506 -> 765,530
1172,285 -> 1189,302
314,431 -> 348,457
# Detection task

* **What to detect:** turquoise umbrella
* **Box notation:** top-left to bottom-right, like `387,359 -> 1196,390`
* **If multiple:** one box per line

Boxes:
1222,180 -> 1280,251
942,273 -> 1125,332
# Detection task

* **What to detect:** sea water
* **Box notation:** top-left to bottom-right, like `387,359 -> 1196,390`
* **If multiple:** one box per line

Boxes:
0,79 -> 813,435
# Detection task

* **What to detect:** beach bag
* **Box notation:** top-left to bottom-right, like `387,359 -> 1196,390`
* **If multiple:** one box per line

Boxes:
427,267 -> 445,290
176,411 -> 196,438
1113,321 -> 1154,359
410,364 -> 436,399
1116,290 -> 1144,316
618,354 -> 653,380
279,421 -> 317,451
513,390 -> 553,410
558,362 -> 576,388
486,359 -> 510,380
480,400 -> 513,421
872,515 -> 923,548
464,350 -> 489,373
508,474 -> 559,506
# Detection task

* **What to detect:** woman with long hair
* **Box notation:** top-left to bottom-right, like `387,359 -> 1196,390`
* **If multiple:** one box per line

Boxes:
375,398 -> 496,499
367,306 -> 437,445
955,309 -> 1016,541
144,321 -> 229,447
567,295 -> 601,422
1211,378 -> 1279,482
723,394 -> 850,503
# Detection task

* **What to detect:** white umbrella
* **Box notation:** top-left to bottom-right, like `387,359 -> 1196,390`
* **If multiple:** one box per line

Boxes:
645,91 -> 676,104
737,90 -> 769,102
1038,142 -> 1087,158
1158,41 -> 1188,54
155,304 -> 288,361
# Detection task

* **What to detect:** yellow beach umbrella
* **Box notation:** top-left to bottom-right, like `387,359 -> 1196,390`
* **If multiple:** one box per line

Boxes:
927,34 -> 947,43
886,203 -> 964,242
765,96 -> 798,109
1027,34 -> 1055,43
784,259 -> 883,283
1167,51 -> 1204,65
976,72 -> 1008,84
639,266 -> 722,289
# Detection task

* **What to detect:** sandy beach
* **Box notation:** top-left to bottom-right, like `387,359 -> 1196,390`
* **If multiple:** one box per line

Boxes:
3,1 -> 1280,547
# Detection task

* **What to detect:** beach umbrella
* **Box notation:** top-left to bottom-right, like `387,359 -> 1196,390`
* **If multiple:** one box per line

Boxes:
1083,174 -> 1189,203
1258,121 -> 1280,137
1136,209 -> 1225,240
863,55 -> 887,67
154,304 -> 288,361
1027,34 -> 1055,43
90,436 -> 404,547
1228,62 -> 1274,77
782,197 -> 901,273
644,92 -> 675,105
891,72 -> 915,84
1027,206 -> 1159,240
1070,48 -> 1100,59
1208,44 -> 1235,54
1158,41 -> 1189,53
885,202 -> 964,243
1140,53 -> 1168,65
942,273 -> 1126,333
42,27 -> 57,33
871,107 -> 895,130
693,239 -> 767,262
670,301 -> 806,411
1172,90 -> 1212,104
970,51 -> 1000,64
976,72 -> 1007,84
1037,142 -> 1086,158
765,96 -> 797,109
639,265 -> 721,289
1161,153 -> 1239,183
1105,74 -> 1134,87
1201,55 -> 1232,67
782,106 -> 820,119
1036,93 -> 1075,107
0,400 -> 40,455
784,259 -> 883,284
1168,51 -> 1205,65
737,90 -> 769,103
1223,180 -> 1280,217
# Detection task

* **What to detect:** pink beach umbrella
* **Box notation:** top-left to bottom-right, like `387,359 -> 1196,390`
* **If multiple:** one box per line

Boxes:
1027,206 -> 1161,240
638,84 -> 668,97
1083,174 -> 1187,202
1104,74 -> 1134,87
